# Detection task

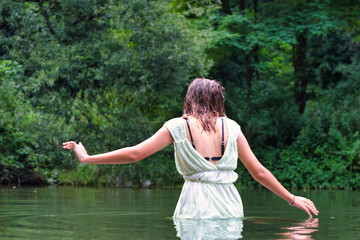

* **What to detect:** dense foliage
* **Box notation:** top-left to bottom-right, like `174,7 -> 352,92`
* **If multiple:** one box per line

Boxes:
1,0 -> 359,189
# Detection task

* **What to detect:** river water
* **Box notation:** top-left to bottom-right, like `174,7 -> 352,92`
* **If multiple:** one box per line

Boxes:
0,186 -> 359,239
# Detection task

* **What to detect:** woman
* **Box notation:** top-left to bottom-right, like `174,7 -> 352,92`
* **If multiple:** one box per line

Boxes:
63,78 -> 319,219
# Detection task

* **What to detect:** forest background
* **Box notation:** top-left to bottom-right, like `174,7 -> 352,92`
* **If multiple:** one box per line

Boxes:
1,0 -> 359,189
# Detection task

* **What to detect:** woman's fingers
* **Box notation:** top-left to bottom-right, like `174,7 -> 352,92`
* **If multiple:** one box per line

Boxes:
62,142 -> 72,149
62,141 -> 89,163
303,207 -> 312,218
62,141 -> 77,149
308,203 -> 319,216
293,196 -> 319,218
304,199 -> 319,215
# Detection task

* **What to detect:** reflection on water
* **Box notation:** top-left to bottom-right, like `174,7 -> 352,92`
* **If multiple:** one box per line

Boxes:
0,187 -> 359,239
173,217 -> 319,240
173,218 -> 243,239
275,218 -> 319,240
245,217 -> 319,240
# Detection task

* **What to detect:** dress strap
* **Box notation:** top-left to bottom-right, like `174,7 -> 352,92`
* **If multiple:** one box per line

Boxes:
204,156 -> 222,161
221,117 -> 224,155
185,119 -> 196,149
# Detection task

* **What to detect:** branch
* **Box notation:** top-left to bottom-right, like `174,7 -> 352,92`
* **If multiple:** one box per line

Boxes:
37,1 -> 56,36
22,0 -> 57,36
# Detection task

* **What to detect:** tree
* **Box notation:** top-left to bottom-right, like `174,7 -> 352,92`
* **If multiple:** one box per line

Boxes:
0,0 -> 207,186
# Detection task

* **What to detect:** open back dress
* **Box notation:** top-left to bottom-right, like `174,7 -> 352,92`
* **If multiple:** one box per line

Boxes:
163,117 -> 244,219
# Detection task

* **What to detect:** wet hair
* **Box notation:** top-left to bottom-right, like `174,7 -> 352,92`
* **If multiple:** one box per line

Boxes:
183,78 -> 226,132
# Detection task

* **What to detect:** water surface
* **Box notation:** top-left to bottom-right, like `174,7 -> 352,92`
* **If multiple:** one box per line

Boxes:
0,187 -> 359,239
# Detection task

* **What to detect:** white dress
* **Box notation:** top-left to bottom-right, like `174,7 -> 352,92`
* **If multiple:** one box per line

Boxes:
163,117 -> 244,219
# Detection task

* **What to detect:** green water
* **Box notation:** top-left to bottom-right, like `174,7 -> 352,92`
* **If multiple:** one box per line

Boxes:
0,186 -> 359,239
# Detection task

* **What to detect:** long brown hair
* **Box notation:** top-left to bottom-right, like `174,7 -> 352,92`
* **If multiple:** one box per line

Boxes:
183,78 -> 226,132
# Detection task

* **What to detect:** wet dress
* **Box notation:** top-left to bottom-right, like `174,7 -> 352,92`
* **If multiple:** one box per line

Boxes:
163,117 -> 244,219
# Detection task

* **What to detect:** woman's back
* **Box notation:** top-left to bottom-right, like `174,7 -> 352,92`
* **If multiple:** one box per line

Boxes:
184,116 -> 229,164
163,116 -> 240,176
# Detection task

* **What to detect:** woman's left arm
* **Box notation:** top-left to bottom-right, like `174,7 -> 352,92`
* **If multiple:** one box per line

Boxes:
237,131 -> 319,218
63,127 -> 173,164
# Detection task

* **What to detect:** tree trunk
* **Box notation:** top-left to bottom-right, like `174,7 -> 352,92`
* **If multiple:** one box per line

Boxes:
221,0 -> 232,15
253,0 -> 258,17
253,45 -> 260,80
245,54 -> 252,98
244,0 -> 260,98
293,32 -> 308,114
253,0 -> 260,81
238,0 -> 245,11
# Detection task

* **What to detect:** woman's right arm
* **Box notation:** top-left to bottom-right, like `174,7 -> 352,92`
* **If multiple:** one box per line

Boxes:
236,131 -> 319,218
63,126 -> 173,164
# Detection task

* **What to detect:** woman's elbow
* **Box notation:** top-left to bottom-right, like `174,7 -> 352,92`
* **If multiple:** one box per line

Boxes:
252,167 -> 268,182
128,147 -> 143,163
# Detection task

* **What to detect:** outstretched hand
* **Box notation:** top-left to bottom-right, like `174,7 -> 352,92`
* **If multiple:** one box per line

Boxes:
63,141 -> 89,163
291,196 -> 319,218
